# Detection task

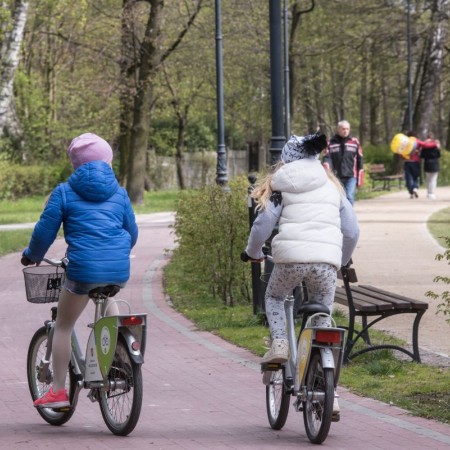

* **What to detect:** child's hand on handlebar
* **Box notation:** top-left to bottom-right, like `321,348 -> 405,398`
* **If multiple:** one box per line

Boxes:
21,255 -> 36,266
240,251 -> 265,263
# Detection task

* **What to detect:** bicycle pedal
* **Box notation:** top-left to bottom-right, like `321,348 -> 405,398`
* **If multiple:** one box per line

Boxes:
260,362 -> 282,371
42,405 -> 72,412
262,371 -> 271,386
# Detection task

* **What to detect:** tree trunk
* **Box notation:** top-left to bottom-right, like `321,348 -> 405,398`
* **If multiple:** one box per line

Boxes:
0,0 -> 29,142
175,113 -> 186,190
118,0 -> 137,185
126,0 -> 164,204
359,42 -> 369,145
125,0 -> 203,203
288,1 -> 315,128
412,0 -> 448,138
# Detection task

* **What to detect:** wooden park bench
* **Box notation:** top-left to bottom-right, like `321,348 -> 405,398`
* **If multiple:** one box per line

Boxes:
367,163 -> 404,191
334,265 -> 428,363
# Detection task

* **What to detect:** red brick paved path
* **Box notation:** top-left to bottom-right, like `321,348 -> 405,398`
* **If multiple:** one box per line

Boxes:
0,212 -> 449,449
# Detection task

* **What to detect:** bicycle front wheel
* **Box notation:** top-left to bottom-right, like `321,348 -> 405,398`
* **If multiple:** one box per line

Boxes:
266,368 -> 290,430
302,352 -> 334,444
27,326 -> 76,426
99,335 -> 143,436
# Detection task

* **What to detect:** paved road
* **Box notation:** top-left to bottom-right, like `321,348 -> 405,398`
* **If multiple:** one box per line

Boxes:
0,201 -> 449,449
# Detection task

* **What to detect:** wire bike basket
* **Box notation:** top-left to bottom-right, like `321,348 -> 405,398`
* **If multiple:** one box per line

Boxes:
23,265 -> 65,303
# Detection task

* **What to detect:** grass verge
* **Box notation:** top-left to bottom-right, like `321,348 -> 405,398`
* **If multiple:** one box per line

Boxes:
0,190 -> 180,256
428,206 -> 450,247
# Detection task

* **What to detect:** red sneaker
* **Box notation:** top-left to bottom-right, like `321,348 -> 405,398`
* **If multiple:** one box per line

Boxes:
33,387 -> 69,408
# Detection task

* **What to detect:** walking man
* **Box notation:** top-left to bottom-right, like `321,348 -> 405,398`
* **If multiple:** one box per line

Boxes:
322,120 -> 364,205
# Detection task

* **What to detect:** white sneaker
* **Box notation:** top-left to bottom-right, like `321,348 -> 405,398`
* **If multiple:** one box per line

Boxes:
261,338 -> 289,364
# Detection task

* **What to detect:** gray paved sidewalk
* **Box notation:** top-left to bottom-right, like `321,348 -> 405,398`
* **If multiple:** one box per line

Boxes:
351,185 -> 450,361
0,198 -> 449,448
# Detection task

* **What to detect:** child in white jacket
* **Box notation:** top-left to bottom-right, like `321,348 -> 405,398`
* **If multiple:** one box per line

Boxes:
243,132 -> 359,365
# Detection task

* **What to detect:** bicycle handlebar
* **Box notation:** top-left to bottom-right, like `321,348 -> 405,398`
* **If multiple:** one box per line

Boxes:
42,256 -> 68,269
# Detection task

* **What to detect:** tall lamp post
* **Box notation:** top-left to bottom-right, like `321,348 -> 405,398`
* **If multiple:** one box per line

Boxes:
215,0 -> 228,185
269,0 -> 286,164
283,0 -> 291,139
407,0 -> 413,130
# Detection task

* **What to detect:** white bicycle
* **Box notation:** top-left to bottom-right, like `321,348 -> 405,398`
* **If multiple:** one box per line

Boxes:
24,257 -> 147,436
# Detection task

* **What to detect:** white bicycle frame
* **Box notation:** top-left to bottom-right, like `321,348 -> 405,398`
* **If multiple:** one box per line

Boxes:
282,296 -> 345,400
38,294 -> 147,408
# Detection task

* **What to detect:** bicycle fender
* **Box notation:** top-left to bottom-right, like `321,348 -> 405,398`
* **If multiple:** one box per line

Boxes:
320,347 -> 335,369
120,329 -> 144,364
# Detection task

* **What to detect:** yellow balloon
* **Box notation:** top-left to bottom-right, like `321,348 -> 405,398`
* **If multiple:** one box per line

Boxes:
390,133 -> 416,159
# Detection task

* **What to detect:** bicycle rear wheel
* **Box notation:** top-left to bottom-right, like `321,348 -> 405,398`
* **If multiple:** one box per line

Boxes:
266,368 -> 290,430
302,352 -> 334,444
27,326 -> 76,426
98,335 -> 143,436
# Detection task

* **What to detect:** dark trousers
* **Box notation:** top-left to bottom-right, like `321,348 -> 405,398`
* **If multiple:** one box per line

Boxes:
404,161 -> 420,194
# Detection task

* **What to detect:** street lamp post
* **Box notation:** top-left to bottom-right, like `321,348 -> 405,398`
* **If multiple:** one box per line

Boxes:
283,0 -> 291,139
215,0 -> 228,185
269,0 -> 286,165
407,0 -> 413,130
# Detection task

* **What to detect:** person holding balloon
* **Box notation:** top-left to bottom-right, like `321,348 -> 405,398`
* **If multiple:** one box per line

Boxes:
390,131 -> 440,199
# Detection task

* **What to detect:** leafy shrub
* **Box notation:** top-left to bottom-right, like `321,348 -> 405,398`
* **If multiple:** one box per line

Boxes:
426,235 -> 450,325
437,150 -> 450,186
363,144 -> 403,174
0,161 -> 71,200
171,175 -> 252,307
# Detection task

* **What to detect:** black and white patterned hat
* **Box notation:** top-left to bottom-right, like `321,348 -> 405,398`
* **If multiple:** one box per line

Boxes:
281,132 -> 327,164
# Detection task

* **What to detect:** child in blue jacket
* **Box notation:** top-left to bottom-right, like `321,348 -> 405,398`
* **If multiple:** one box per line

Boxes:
22,133 -> 138,408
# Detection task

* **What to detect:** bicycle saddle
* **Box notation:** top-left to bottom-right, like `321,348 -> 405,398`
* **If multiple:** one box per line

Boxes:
297,303 -> 330,315
89,285 -> 121,299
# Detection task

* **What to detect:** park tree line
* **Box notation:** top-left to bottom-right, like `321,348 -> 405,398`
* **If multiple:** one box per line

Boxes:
0,0 -> 449,203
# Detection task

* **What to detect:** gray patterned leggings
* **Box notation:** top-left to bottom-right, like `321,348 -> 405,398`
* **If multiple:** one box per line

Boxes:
265,263 -> 337,340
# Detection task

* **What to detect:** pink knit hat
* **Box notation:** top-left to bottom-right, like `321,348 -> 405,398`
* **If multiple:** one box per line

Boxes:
67,133 -> 113,169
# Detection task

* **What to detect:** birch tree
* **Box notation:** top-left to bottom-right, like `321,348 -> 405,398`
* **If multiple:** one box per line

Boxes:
0,0 -> 29,145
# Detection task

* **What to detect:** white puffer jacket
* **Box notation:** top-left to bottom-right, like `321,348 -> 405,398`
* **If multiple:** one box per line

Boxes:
270,159 -> 342,268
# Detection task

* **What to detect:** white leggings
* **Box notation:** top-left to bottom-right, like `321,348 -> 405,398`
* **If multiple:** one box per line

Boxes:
264,263 -> 337,340
52,288 -> 119,391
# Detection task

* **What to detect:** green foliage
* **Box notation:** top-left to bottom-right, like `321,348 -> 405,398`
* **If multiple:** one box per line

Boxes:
438,150 -> 450,186
0,161 -> 71,200
149,117 -> 216,155
426,235 -> 450,325
171,176 -> 252,306
363,144 -> 399,170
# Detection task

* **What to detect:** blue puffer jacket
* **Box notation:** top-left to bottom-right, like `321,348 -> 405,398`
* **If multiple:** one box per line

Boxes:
23,161 -> 138,284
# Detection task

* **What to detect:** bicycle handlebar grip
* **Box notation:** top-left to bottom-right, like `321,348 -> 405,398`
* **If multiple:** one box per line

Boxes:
20,255 -> 34,266
240,251 -> 250,262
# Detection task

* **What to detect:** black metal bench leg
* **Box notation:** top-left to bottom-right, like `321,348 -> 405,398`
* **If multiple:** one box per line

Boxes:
343,309 -> 356,363
412,310 -> 425,363
361,315 -> 371,344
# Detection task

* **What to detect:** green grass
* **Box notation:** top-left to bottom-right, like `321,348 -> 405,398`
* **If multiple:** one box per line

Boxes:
428,207 -> 450,248
0,229 -> 38,257
0,190 -> 180,255
0,196 -> 49,224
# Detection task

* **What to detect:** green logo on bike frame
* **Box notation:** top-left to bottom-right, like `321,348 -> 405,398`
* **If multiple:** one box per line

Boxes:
94,317 -> 118,378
